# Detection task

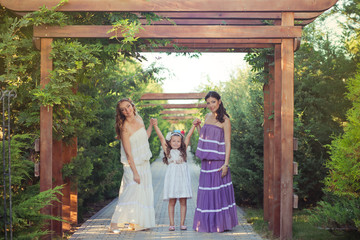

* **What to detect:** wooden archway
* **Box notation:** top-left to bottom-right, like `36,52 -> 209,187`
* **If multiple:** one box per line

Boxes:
0,0 -> 339,239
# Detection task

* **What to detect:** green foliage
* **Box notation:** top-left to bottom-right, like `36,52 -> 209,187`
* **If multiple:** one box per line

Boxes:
0,134 -> 63,239
309,194 -> 360,232
323,49 -> 360,200
222,67 -> 265,206
243,48 -> 273,84
307,1 -> 360,233
310,70 -> 360,231
245,207 -> 360,240
1,1 -> 168,231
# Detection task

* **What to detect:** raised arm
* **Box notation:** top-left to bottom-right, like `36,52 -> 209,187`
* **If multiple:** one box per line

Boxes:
121,129 -> 140,184
152,118 -> 167,151
146,118 -> 154,138
184,124 -> 196,147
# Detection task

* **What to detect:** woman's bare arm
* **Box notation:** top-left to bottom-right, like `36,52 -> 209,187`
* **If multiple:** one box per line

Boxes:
184,124 -> 196,147
121,129 -> 140,184
220,117 -> 231,178
152,119 -> 167,151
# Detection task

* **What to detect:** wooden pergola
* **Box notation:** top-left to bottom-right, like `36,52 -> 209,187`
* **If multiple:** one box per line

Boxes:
140,92 -> 206,122
0,0 -> 338,239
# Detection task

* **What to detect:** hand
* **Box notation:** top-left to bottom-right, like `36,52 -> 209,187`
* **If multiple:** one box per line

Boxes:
133,172 -> 140,184
151,118 -> 158,126
193,118 -> 201,126
218,164 -> 229,178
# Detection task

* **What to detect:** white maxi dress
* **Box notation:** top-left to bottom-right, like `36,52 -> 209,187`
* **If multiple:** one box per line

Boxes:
110,127 -> 155,230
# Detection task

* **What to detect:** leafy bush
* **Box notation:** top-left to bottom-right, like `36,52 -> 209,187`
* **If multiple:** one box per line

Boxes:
0,134 -> 63,239
310,70 -> 360,232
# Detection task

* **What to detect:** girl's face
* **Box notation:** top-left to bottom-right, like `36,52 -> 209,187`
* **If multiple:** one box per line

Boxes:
170,135 -> 182,149
206,96 -> 221,113
119,101 -> 135,118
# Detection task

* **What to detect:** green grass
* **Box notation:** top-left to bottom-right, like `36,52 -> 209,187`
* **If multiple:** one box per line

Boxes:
243,208 -> 360,240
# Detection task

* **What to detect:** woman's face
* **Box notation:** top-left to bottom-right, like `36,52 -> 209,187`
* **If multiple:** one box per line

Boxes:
206,96 -> 221,113
119,101 -> 134,118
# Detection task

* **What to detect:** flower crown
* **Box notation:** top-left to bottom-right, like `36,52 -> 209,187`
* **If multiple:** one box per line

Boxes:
165,130 -> 184,141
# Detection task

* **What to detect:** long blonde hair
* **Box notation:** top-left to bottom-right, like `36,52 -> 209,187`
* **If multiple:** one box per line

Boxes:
115,98 -> 136,140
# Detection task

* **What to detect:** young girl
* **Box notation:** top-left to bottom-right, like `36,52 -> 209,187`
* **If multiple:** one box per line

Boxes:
153,119 -> 196,231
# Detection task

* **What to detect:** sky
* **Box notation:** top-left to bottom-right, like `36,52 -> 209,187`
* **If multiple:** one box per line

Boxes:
140,52 -> 247,94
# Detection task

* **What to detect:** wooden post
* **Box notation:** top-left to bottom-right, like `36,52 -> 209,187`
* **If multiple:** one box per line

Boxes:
280,12 -> 294,240
52,140 -> 63,236
267,56 -> 275,230
62,142 -> 72,231
272,36 -> 282,237
263,62 -> 270,221
40,38 -> 53,240
70,138 -> 78,225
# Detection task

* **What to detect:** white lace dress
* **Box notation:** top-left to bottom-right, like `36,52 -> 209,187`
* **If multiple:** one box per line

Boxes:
110,127 -> 155,230
163,149 -> 192,200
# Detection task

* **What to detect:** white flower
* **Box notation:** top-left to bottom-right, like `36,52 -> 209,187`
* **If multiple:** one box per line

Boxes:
165,132 -> 172,141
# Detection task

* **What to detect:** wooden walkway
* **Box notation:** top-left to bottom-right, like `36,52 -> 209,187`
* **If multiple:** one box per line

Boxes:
70,150 -> 263,240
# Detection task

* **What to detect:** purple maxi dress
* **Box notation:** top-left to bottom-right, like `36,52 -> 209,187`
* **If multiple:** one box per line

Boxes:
193,124 -> 238,232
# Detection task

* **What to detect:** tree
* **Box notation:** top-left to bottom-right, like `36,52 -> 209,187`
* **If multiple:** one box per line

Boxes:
0,2 -> 167,236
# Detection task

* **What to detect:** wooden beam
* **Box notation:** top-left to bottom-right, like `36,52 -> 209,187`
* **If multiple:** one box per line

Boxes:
147,11 -> 325,20
162,116 -> 194,120
139,19 -> 266,25
170,39 -> 283,44
143,103 -> 206,109
143,48 -> 259,53
140,92 -> 206,100
12,10 -> 324,23
33,25 -> 302,39
280,12 -> 294,240
0,0 -> 338,12
154,43 -> 274,49
139,18 -> 313,26
40,37 -> 53,240
161,110 -> 199,115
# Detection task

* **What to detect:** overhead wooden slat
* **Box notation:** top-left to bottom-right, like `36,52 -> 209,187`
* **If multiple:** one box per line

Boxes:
0,0 -> 337,12
153,43 -> 274,49
161,110 -> 199,115
143,103 -> 207,109
12,10 -> 323,22
139,19 -> 314,26
143,48 -> 256,53
143,11 -> 324,20
170,39 -> 282,44
139,19 -> 265,25
162,116 -> 194,120
140,93 -> 206,100
33,25 -> 302,39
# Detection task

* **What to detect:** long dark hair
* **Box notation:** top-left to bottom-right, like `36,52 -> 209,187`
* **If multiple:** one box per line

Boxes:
163,133 -> 187,165
205,91 -> 230,123
115,98 -> 137,140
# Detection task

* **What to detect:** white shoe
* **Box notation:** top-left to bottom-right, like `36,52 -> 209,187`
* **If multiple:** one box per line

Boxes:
111,229 -> 120,233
